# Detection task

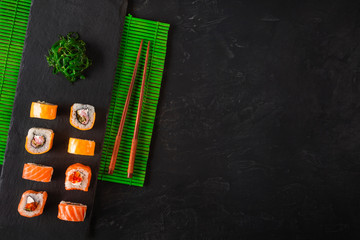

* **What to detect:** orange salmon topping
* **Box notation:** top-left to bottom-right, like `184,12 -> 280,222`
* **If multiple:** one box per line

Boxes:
25,202 -> 38,212
69,171 -> 82,184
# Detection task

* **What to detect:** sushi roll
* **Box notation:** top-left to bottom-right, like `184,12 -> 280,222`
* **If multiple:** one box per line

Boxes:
30,101 -> 58,120
58,201 -> 87,222
67,137 -> 95,156
18,190 -> 47,218
22,163 -> 54,183
65,163 -> 92,191
70,103 -> 95,130
25,128 -> 54,154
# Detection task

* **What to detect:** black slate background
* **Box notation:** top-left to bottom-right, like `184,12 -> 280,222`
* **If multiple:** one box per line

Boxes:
3,0 -> 360,239
0,0 -> 127,239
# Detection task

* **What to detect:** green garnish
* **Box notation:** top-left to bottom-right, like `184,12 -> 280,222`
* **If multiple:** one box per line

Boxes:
46,32 -> 92,83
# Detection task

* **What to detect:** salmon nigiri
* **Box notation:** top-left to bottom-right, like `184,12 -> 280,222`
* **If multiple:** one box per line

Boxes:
22,163 -> 53,183
57,201 -> 87,222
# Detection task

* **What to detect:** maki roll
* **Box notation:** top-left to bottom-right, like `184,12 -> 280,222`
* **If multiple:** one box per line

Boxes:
65,163 -> 91,191
58,201 -> 87,222
22,163 -> 54,183
30,101 -> 58,120
70,103 -> 95,130
18,190 -> 47,218
67,137 -> 95,156
25,128 -> 54,154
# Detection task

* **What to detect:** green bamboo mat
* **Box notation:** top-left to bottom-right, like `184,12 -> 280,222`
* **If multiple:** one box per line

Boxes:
0,0 -> 31,162
0,0 -> 170,187
99,15 -> 169,186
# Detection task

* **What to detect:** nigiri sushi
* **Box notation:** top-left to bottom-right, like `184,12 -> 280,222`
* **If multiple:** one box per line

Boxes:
65,163 -> 91,191
57,201 -> 87,222
30,101 -> 58,120
67,137 -> 95,156
22,163 -> 53,183
25,128 -> 54,154
18,190 -> 47,218
70,103 -> 95,130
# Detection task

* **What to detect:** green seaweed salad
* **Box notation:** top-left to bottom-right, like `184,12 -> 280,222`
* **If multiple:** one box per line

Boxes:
46,32 -> 92,83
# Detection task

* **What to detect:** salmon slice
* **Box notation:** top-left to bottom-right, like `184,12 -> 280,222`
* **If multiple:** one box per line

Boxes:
67,137 -> 95,156
30,101 -> 58,120
22,163 -> 53,182
57,201 -> 87,222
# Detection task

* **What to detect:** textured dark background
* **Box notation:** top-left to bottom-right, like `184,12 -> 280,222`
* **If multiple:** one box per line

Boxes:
3,0 -> 360,239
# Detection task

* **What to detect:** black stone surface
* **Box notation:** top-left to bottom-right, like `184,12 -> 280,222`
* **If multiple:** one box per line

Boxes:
3,0 -> 360,239
0,0 -> 127,239
90,0 -> 360,239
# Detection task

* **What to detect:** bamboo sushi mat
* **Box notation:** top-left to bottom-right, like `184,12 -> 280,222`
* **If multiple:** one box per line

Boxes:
0,0 -> 170,187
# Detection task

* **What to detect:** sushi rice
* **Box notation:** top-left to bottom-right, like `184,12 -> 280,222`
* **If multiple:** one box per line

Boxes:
65,164 -> 91,192
25,128 -> 54,154
18,190 -> 47,218
70,103 -> 95,130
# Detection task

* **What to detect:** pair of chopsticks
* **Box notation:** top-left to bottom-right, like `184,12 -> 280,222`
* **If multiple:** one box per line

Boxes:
108,39 -> 150,178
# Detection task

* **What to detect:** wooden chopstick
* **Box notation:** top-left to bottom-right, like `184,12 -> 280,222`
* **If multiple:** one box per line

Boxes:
108,39 -> 143,175
127,41 -> 150,178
